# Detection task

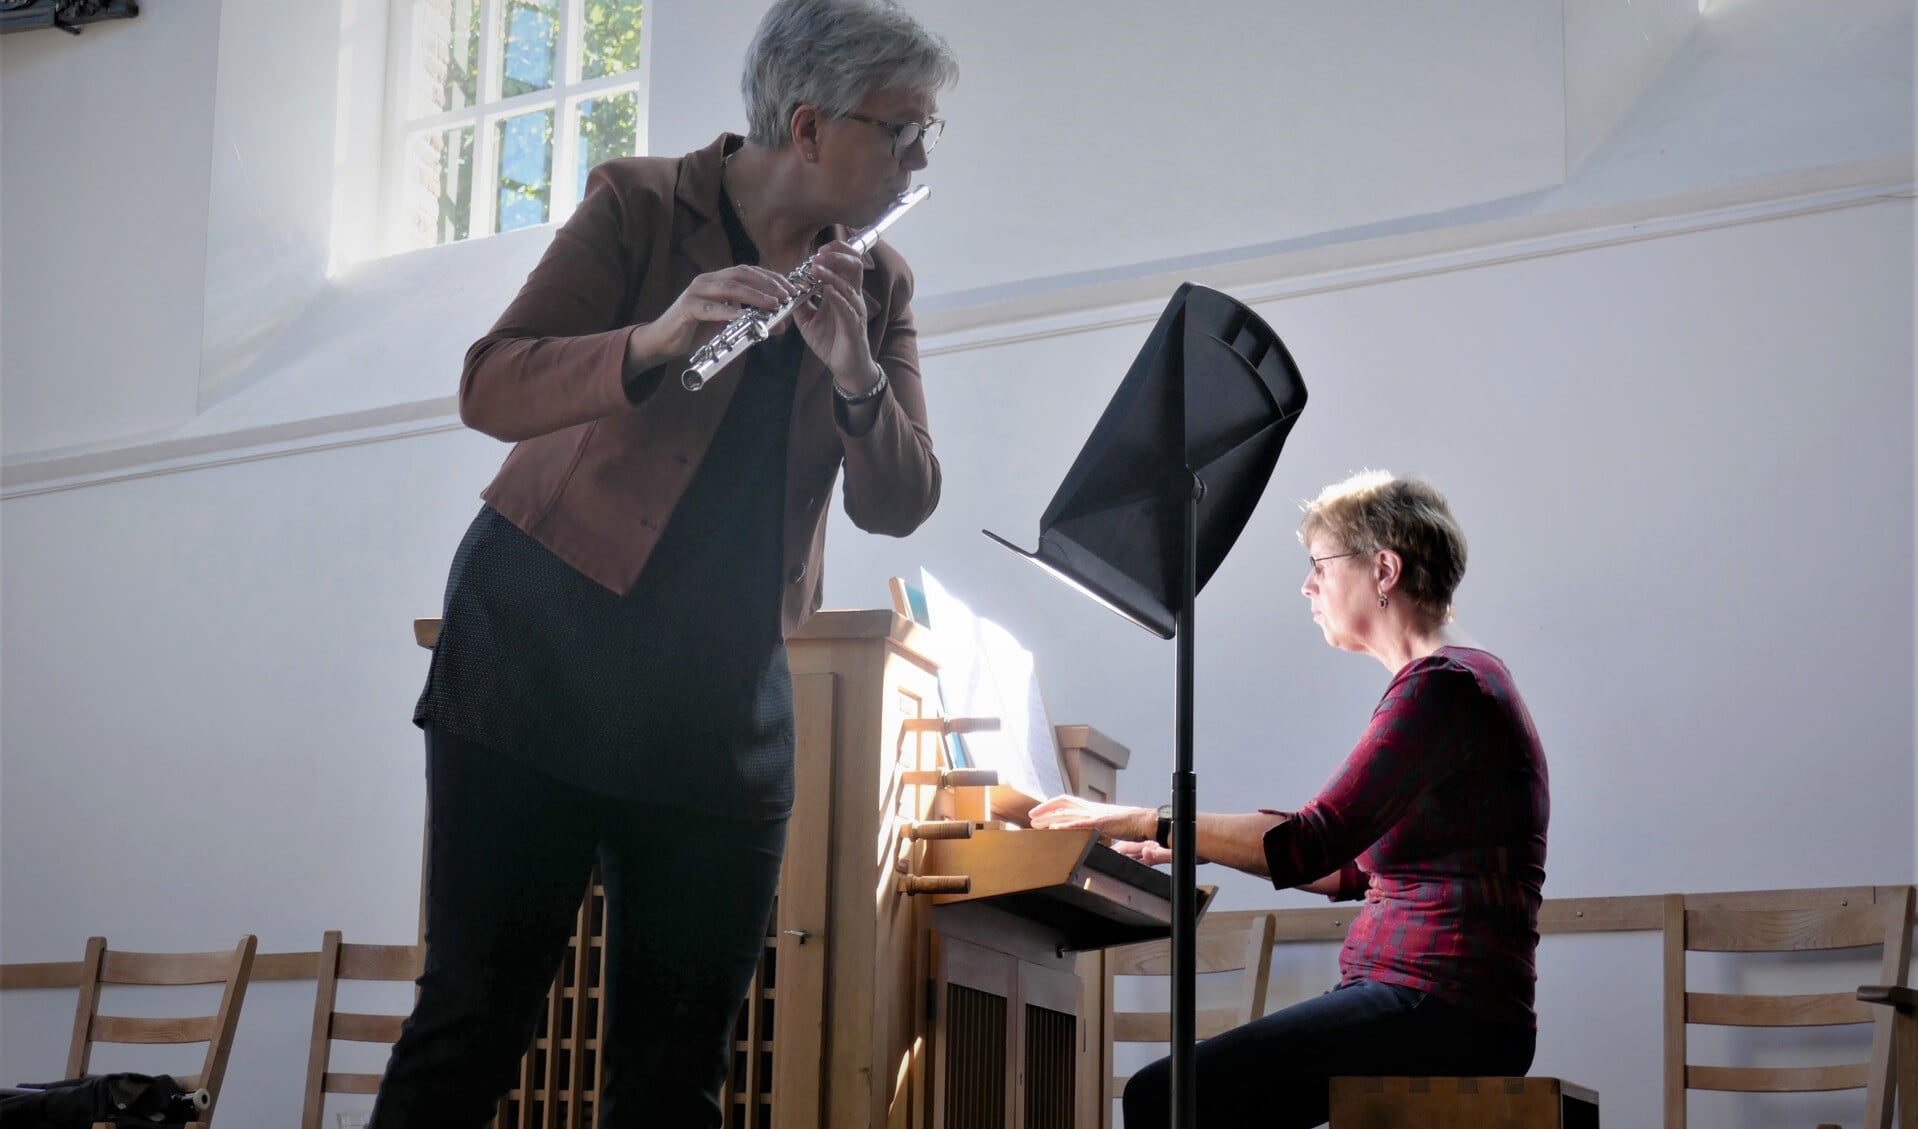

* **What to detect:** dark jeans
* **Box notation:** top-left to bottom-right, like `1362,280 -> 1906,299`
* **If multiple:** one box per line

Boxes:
369,727 -> 788,1129
1121,979 -> 1537,1129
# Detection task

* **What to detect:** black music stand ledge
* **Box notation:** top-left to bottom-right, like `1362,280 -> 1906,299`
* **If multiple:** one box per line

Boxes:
985,281 -> 1306,1129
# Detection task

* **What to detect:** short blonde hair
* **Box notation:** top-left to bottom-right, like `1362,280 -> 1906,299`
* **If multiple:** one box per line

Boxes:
1299,470 -> 1467,617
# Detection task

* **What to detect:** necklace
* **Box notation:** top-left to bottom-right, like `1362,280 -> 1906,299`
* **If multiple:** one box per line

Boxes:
723,147 -> 748,221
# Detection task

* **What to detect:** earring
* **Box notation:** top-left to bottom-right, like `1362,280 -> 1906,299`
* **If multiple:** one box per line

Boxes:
1377,592 -> 1389,608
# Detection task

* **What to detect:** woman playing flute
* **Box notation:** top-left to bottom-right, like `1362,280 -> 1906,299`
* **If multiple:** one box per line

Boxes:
373,2 -> 957,1124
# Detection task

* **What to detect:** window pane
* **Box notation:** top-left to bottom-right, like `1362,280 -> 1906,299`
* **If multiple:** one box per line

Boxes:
499,0 -> 559,98
575,89 -> 639,200
496,108 -> 555,232
409,0 -> 482,119
581,0 -> 643,81
403,125 -> 476,247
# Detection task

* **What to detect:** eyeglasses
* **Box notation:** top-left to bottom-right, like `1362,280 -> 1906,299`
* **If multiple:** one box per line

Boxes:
842,112 -> 945,158
1308,551 -> 1362,577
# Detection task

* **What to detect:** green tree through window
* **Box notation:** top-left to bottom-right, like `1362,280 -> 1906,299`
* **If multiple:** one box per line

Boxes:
395,0 -> 644,250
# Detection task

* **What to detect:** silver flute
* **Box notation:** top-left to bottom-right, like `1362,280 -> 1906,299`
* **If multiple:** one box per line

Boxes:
682,184 -> 931,391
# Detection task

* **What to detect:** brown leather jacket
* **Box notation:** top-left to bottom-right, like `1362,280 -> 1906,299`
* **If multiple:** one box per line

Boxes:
461,134 -> 940,637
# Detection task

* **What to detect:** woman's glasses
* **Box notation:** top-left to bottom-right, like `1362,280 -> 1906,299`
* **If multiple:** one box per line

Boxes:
1308,551 -> 1362,577
842,112 -> 946,158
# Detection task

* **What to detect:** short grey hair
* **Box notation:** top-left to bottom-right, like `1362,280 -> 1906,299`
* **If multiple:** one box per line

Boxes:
741,0 -> 959,148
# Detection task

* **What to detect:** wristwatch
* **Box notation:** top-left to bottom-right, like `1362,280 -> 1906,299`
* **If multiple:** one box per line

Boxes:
1153,804 -> 1175,849
835,361 -> 889,406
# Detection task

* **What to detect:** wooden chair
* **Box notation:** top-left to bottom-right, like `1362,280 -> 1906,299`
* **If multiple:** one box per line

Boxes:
1104,912 -> 1276,1123
1664,885 -> 1915,1129
65,934 -> 257,1129
300,931 -> 425,1129
1855,984 -> 1916,1129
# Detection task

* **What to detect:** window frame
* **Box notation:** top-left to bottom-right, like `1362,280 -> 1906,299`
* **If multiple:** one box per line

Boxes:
379,0 -> 651,255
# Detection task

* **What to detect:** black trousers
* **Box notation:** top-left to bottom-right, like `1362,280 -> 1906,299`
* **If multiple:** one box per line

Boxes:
370,727 -> 788,1129
1121,979 -> 1537,1129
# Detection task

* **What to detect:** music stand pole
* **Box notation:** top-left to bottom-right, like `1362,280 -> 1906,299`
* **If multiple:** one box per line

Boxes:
1169,470 -> 1203,1129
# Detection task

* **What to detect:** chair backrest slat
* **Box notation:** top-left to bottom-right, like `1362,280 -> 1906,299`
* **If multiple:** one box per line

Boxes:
1685,904 -> 1889,952
331,1012 -> 407,1044
336,943 -> 425,982
90,1014 -> 220,1045
1687,1062 -> 1871,1093
1687,990 -> 1876,1027
100,949 -> 245,985
322,1072 -> 383,1096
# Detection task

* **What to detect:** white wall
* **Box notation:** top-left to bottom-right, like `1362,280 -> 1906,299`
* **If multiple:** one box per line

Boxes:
2,1 -> 1914,1126
0,0 -> 220,453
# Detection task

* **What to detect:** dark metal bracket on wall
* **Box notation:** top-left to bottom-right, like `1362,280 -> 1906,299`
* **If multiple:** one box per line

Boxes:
1,0 -> 139,36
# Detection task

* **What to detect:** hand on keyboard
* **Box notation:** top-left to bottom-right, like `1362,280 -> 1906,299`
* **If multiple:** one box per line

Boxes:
1112,838 -> 1173,867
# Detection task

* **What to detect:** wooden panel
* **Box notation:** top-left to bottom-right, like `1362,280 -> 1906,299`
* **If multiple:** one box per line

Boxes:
943,984 -> 1008,1129
252,952 -> 324,980
2,960 -> 83,989
1023,1002 -> 1075,1129
937,937 -> 1017,1129
1686,1062 -> 1871,1092
771,671 -> 836,1129
1687,990 -> 1873,1027
90,1014 -> 218,1044
1538,895 -> 1661,933
1686,903 -> 1889,952
322,1072 -> 383,1095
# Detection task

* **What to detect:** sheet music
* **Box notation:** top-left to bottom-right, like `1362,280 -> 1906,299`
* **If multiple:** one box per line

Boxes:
919,570 -> 1067,802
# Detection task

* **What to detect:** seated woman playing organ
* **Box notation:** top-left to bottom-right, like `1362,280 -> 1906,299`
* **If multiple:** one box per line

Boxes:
1031,470 -> 1549,1129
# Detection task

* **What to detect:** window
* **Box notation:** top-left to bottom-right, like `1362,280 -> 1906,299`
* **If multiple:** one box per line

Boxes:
385,0 -> 647,252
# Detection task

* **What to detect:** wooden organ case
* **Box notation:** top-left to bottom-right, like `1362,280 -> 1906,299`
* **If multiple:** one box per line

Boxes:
419,607 -> 1182,1129
772,607 -> 1180,1129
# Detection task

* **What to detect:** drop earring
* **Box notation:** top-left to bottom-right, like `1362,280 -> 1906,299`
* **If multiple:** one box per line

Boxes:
1377,592 -> 1389,608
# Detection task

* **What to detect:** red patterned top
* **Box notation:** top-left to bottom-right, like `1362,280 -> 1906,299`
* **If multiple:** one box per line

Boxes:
1262,646 -> 1549,1029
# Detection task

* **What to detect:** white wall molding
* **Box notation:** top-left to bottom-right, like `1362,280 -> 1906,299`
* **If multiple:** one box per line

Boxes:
5,162 -> 1910,501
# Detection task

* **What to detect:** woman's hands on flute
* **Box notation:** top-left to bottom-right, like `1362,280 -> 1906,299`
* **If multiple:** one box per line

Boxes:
624,244 -> 881,401
627,265 -> 799,373
790,240 -> 881,396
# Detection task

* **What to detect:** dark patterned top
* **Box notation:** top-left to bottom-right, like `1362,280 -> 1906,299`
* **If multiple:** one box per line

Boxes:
414,193 -> 799,820
1262,646 -> 1549,1029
